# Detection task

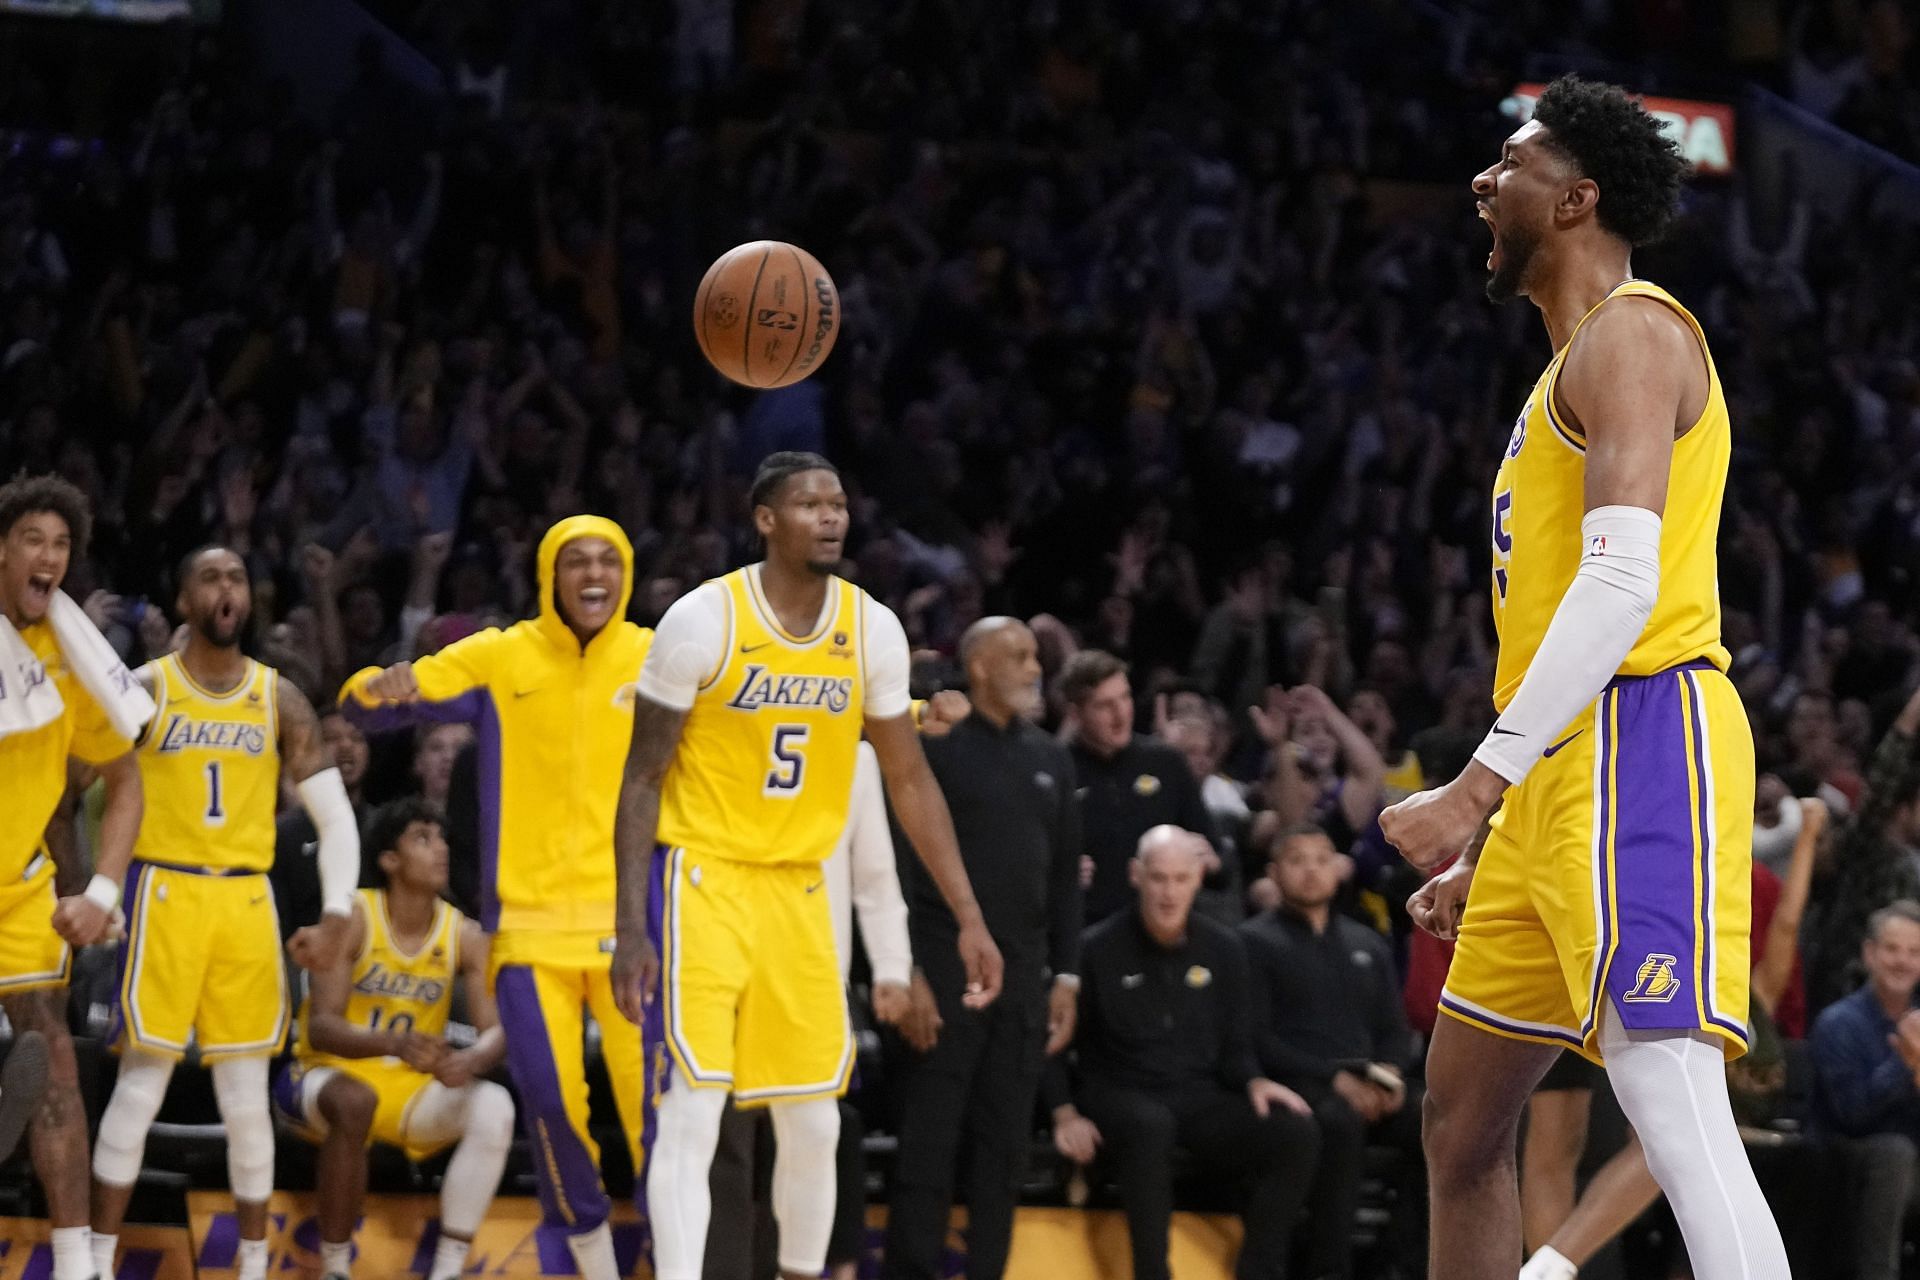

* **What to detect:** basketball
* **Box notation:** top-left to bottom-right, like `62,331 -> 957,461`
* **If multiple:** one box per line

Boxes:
693,241 -> 840,389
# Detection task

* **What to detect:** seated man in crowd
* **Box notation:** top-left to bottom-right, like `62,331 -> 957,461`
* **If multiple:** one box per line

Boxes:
1047,824 -> 1319,1280
1811,899 -> 1920,1280
1242,823 -> 1420,1280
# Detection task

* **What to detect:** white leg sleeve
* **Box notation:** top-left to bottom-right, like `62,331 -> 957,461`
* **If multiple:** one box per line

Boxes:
402,1081 -> 515,1238
93,1052 -> 176,1187
1599,1001 -> 1790,1280
768,1097 -> 841,1276
210,1056 -> 275,1203
645,1085 -> 729,1280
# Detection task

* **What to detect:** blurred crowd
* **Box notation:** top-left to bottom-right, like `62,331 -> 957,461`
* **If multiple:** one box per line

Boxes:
2,0 -> 1920,1163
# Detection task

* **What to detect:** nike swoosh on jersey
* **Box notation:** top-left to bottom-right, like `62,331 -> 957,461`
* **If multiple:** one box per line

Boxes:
1490,725 -> 1523,736
1543,730 -> 1585,758
740,641 -> 774,654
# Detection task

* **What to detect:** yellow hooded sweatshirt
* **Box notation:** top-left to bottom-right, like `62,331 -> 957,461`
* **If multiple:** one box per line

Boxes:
340,516 -> 651,954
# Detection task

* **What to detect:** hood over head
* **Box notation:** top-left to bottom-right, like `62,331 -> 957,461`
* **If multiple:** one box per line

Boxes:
534,514 -> 635,651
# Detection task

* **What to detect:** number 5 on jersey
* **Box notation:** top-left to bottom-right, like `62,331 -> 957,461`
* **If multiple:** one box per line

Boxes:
1493,489 -> 1514,604
766,724 -> 809,795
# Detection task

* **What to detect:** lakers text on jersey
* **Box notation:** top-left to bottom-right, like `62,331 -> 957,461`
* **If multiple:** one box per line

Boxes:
113,656 -> 287,1061
1444,281 -> 1753,1065
276,890 -> 464,1159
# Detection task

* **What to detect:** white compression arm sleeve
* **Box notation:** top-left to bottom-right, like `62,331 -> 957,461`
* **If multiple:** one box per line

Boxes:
297,767 -> 361,917
1474,505 -> 1662,786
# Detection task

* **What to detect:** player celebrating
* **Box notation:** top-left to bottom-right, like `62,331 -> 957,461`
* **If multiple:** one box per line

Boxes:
1379,77 -> 1789,1280
340,515 -> 651,1280
611,451 -> 1003,1280
0,474 -> 146,1280
275,799 -> 513,1280
91,546 -> 360,1280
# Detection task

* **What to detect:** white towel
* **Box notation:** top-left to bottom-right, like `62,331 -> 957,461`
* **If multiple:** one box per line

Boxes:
0,591 -> 154,744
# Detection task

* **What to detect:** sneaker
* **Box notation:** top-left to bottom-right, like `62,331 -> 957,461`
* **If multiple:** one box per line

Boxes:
0,1031 -> 49,1162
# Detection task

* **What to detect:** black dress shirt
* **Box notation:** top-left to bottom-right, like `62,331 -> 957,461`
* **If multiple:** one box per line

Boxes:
900,712 -> 1083,991
1049,909 -> 1260,1105
1069,734 -> 1222,923
1240,906 -> 1411,1085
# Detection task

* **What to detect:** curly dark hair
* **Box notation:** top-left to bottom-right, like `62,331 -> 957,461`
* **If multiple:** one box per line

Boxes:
1531,75 -> 1690,247
0,472 -> 91,559
367,796 -> 445,884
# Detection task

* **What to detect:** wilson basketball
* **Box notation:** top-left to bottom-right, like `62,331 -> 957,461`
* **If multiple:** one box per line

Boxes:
693,241 -> 840,389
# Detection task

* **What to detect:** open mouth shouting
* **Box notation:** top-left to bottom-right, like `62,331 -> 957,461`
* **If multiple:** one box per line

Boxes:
24,573 -> 54,614
1479,203 -> 1499,272
576,585 -> 613,617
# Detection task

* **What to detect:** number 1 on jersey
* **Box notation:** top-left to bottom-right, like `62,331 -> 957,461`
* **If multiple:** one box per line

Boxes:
204,761 -> 226,825
766,724 -> 809,795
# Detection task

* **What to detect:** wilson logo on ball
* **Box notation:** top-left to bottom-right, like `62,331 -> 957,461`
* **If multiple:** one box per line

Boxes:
694,241 -> 841,389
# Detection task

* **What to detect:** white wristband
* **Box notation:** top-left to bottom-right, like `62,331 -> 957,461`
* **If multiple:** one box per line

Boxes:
83,874 -> 121,912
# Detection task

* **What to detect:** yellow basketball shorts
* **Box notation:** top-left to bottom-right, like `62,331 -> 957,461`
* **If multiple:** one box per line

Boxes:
650,846 -> 852,1105
273,1057 -> 447,1161
112,861 -> 288,1061
489,929 -> 648,1233
1442,661 -> 1753,1065
0,852 -> 70,994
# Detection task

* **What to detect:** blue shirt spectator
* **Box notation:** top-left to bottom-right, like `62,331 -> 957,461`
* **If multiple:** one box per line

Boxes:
1812,900 -> 1920,1140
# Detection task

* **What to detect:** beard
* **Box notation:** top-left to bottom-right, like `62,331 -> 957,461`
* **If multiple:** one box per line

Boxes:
1485,222 -> 1541,304
803,556 -> 837,576
197,612 -> 246,648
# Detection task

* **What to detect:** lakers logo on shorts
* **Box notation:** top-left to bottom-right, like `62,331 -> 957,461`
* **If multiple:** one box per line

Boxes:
1624,953 -> 1681,1004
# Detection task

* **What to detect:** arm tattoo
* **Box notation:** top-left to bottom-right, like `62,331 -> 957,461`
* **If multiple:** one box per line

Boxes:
614,698 -> 688,938
277,678 -> 329,783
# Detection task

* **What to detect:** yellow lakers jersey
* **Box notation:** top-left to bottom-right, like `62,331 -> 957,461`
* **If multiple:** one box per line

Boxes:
658,568 -> 868,866
135,655 -> 280,871
0,622 -> 130,882
299,888 -> 460,1068
1490,280 -> 1730,711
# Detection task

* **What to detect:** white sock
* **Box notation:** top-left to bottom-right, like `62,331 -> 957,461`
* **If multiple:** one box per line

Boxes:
406,1081 -> 513,1238
769,1098 -> 841,1275
1600,1001 -> 1790,1280
236,1237 -> 269,1280
51,1226 -> 93,1280
428,1235 -> 471,1280
564,1223 -> 618,1280
319,1238 -> 353,1277
1520,1245 -> 1579,1280
646,1084 -> 729,1280
90,1230 -> 117,1280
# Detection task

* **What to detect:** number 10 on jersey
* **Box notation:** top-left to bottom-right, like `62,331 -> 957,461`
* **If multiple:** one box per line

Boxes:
765,724 -> 809,796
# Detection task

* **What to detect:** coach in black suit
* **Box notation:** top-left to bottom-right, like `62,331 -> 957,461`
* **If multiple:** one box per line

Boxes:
883,617 -> 1084,1280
